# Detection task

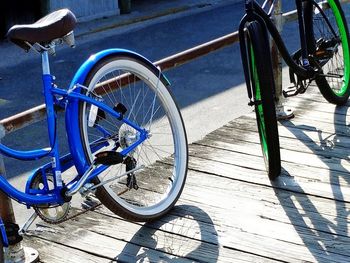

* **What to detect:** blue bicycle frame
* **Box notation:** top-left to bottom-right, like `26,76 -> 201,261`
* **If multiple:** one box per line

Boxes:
0,48 -> 167,208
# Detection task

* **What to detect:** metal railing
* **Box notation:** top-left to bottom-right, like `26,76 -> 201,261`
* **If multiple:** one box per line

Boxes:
1,0 -> 349,134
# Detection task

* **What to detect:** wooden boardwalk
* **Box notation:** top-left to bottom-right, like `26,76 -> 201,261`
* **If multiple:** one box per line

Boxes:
23,84 -> 350,262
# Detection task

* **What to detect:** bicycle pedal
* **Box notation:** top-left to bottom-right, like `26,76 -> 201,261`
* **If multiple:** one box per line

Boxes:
81,194 -> 100,210
94,151 -> 123,165
283,86 -> 298,98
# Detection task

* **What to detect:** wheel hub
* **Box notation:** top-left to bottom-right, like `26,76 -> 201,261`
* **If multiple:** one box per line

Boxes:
119,123 -> 139,150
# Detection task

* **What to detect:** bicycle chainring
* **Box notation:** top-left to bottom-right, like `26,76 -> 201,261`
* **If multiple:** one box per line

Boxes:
289,50 -> 311,94
30,172 -> 71,224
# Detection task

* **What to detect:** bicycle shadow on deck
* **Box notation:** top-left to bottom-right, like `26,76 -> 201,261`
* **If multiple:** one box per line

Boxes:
115,205 -> 219,262
273,104 -> 350,262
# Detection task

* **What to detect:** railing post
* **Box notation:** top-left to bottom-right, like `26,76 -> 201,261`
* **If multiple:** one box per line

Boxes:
271,0 -> 294,120
0,126 -> 39,263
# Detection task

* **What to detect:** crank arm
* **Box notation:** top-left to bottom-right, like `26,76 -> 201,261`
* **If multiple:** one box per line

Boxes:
318,73 -> 343,78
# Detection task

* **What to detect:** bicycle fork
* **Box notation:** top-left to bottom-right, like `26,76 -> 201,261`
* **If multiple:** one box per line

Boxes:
239,17 -> 255,107
239,12 -> 268,107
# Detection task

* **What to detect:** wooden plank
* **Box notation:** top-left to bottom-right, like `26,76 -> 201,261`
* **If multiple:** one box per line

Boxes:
195,128 -> 350,181
180,171 -> 350,263
27,195 -> 350,263
24,238 -> 112,263
281,105 -> 350,130
208,123 -> 350,161
209,124 -> 350,177
177,176 -> 349,242
190,115 -> 350,190
228,114 -> 349,151
282,86 -> 350,117
23,73 -> 350,263
285,96 -> 349,117
232,113 -> 350,140
293,84 -> 350,104
198,111 -> 349,194
185,156 -> 350,220
188,142 -> 350,202
199,132 -> 350,191
26,146 -> 350,262
26,222 -> 195,263
26,207 -> 279,263
220,115 -> 350,165
92,167 -> 350,263
26,131 -> 350,262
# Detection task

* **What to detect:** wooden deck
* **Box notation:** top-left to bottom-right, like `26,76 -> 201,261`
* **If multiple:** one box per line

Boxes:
24,84 -> 350,262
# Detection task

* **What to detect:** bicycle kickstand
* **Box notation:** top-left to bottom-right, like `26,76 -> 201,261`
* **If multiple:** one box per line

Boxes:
18,212 -> 38,235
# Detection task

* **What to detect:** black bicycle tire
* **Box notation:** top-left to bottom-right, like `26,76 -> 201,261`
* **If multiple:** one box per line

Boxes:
0,244 -> 3,263
246,21 -> 281,180
79,55 -> 188,222
308,0 -> 350,105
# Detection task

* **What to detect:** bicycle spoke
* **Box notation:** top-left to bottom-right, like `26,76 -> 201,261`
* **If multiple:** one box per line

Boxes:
79,56 -> 187,220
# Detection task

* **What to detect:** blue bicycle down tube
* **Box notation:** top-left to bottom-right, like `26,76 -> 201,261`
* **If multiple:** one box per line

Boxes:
0,218 -> 9,247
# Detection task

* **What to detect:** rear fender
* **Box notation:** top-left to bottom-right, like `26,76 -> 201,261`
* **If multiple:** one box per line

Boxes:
65,49 -> 169,175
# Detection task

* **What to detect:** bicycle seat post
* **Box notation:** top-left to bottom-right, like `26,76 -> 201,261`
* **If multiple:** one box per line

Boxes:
41,50 -> 51,75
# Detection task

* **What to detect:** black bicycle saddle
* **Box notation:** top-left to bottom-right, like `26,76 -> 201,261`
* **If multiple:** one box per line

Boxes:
6,9 -> 77,51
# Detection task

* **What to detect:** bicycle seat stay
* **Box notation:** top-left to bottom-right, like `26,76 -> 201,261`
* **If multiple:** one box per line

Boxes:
6,9 -> 77,51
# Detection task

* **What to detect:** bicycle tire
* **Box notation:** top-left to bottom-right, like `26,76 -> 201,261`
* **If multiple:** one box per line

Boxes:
306,0 -> 350,105
0,240 -> 3,263
246,21 -> 281,180
79,55 -> 188,221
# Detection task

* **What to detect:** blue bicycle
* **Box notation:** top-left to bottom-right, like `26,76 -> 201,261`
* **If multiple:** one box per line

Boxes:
0,8 -> 188,240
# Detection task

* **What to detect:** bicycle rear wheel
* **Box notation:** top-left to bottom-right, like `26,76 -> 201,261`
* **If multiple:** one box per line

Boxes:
305,0 -> 350,105
245,21 -> 281,180
79,55 -> 188,221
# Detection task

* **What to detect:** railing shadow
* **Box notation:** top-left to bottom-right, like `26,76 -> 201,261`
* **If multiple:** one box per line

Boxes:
115,205 -> 219,262
273,104 -> 350,261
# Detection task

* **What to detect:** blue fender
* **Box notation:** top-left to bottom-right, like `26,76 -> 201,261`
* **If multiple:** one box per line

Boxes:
65,49 -> 169,176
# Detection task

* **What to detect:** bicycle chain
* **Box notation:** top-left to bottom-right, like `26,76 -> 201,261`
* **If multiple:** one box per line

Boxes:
35,201 -> 102,224
30,170 -> 103,224
61,202 -> 102,223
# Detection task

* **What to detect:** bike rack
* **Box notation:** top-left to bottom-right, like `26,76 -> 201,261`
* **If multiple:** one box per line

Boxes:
0,129 -> 39,263
0,0 -> 349,261
271,0 -> 295,120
